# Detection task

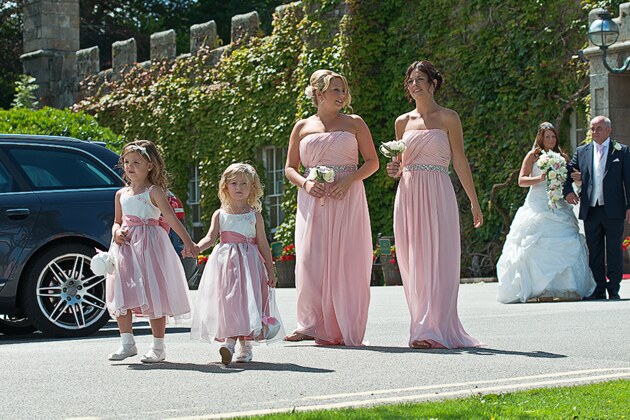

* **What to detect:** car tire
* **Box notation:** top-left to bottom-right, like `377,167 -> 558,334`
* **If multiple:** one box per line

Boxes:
0,314 -> 36,335
21,243 -> 111,338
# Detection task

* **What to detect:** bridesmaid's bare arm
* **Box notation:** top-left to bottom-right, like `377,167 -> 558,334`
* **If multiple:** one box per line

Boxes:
285,120 -> 325,198
446,110 -> 483,228
329,115 -> 379,199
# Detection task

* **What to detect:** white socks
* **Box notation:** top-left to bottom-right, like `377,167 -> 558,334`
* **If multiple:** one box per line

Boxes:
141,337 -> 166,363
108,333 -> 137,361
152,337 -> 165,351
121,333 -> 135,346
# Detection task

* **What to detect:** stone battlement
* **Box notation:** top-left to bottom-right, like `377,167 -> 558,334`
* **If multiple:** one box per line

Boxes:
21,1 -> 311,108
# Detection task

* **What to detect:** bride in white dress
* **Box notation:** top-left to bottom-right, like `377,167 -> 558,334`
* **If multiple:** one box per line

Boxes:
497,122 -> 596,303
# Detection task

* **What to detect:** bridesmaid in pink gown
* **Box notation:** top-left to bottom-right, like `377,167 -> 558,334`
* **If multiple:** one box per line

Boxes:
284,69 -> 379,346
387,61 -> 484,349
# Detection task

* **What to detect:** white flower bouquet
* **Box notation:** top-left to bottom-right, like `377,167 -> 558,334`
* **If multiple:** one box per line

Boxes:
379,140 -> 406,161
536,150 -> 568,209
90,248 -> 116,276
307,166 -> 335,205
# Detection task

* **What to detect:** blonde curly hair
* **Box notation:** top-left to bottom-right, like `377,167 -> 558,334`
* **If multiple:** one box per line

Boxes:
218,163 -> 264,212
304,69 -> 352,109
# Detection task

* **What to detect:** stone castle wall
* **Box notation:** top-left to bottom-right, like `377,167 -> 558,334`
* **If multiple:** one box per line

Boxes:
20,1 -> 347,109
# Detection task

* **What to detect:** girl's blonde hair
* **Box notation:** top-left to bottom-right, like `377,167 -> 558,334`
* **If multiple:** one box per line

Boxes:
304,69 -> 352,109
118,140 -> 169,189
218,163 -> 264,212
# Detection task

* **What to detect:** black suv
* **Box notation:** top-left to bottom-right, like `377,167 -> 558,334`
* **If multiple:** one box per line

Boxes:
0,135 -> 195,338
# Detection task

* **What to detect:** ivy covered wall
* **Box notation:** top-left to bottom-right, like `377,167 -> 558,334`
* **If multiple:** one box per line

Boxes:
75,0 -> 620,276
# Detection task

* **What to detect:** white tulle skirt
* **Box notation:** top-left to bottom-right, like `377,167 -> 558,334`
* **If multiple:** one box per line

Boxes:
106,224 -> 191,319
190,237 -> 284,343
496,188 -> 596,303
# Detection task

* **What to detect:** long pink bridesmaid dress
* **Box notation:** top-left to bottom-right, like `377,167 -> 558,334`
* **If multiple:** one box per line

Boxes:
393,129 -> 481,349
293,131 -> 372,346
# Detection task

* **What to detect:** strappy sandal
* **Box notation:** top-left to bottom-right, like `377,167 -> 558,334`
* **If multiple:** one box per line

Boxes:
284,332 -> 313,342
410,340 -> 433,349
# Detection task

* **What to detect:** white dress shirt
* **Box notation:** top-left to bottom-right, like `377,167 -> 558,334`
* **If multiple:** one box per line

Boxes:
590,137 -> 610,206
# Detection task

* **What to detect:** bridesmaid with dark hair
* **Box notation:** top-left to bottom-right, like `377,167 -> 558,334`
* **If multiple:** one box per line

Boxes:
387,60 -> 483,349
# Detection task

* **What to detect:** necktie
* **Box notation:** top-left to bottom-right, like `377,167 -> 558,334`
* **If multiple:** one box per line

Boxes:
597,144 -> 604,161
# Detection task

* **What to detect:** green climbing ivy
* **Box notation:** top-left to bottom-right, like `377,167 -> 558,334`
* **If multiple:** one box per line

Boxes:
74,0 -> 621,276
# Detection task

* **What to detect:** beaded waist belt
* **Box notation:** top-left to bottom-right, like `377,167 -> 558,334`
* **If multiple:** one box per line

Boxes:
403,164 -> 448,174
303,165 -> 357,175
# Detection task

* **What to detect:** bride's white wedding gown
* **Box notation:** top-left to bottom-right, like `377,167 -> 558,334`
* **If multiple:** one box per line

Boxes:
496,163 -> 596,303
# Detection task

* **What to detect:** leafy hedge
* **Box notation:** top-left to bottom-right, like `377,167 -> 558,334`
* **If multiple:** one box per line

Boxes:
0,107 -> 121,146
73,0 -> 620,276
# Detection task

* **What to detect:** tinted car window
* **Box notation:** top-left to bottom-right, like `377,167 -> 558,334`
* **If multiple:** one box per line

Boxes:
6,146 -> 120,190
0,160 -> 19,193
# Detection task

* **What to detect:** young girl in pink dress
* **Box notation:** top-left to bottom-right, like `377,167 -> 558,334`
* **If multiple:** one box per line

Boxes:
284,69 -> 379,346
190,163 -> 280,365
387,61 -> 483,349
107,140 -> 198,363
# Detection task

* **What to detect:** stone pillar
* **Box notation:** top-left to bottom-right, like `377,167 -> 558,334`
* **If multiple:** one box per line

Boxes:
582,3 -> 630,145
21,0 -> 80,108
231,12 -> 260,44
151,30 -> 177,63
76,46 -> 99,80
112,38 -> 137,78
190,21 -> 218,54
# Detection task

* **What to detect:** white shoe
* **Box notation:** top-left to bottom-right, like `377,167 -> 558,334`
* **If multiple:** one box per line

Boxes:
140,348 -> 166,363
235,341 -> 253,363
108,344 -> 137,361
219,342 -> 235,365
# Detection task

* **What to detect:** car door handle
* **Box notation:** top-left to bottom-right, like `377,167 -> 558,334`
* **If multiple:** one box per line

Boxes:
5,209 -> 30,220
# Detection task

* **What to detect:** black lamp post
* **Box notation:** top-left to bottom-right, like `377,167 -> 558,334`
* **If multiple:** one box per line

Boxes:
588,10 -> 630,73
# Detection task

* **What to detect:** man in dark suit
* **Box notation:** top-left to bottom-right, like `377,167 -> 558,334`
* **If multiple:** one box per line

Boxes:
564,116 -> 630,300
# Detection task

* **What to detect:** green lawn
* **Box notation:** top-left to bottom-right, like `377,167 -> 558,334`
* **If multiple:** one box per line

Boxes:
256,380 -> 630,419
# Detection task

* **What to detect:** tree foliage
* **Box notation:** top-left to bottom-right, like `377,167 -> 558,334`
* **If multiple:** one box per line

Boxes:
0,1 -> 23,109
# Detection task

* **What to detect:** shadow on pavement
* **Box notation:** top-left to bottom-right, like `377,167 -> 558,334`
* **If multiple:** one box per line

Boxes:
0,320 -> 190,344
121,361 -> 335,374
305,344 -> 567,359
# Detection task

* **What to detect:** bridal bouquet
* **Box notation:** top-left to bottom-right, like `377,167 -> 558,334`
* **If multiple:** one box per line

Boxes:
306,166 -> 335,205
536,150 -> 568,209
379,140 -> 406,161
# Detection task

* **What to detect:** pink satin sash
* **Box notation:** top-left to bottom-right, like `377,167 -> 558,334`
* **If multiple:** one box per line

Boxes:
122,215 -> 170,233
220,231 -> 266,266
220,231 -> 258,245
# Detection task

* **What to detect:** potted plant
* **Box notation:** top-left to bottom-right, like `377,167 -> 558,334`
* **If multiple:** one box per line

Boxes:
274,244 -> 296,288
378,243 -> 402,286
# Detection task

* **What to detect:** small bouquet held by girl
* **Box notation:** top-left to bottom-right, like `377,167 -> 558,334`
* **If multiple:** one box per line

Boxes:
536,150 -> 568,209
379,140 -> 407,162
306,165 -> 335,205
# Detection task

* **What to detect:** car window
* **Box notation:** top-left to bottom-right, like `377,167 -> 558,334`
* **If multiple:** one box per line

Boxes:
0,160 -> 18,193
6,145 -> 121,190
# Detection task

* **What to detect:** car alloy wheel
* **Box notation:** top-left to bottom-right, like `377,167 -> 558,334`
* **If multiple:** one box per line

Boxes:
22,244 -> 111,337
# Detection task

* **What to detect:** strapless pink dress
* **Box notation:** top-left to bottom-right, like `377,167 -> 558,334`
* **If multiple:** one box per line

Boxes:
293,131 -> 372,346
394,129 -> 481,349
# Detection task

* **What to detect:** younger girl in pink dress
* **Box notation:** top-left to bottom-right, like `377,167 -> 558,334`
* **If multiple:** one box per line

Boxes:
284,70 -> 379,346
107,140 -> 198,363
191,163 -> 280,365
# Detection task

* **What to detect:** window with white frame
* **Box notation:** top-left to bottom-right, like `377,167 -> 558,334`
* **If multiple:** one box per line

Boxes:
570,109 -> 589,152
261,146 -> 287,233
